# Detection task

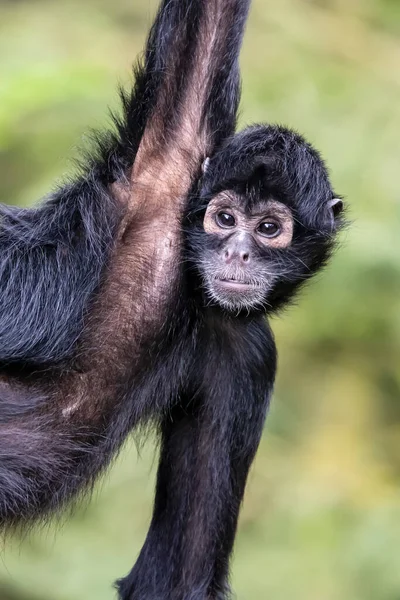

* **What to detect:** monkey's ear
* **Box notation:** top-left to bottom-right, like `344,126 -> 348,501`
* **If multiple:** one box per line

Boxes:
202,157 -> 211,175
326,197 -> 344,228
328,198 -> 344,219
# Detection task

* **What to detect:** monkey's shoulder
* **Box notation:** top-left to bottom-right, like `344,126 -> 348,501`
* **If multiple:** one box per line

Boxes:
194,313 -> 276,381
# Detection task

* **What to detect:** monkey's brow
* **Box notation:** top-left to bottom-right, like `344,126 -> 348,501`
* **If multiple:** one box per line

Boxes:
212,193 -> 289,217
243,201 -> 289,219
247,198 -> 292,215
246,205 -> 275,217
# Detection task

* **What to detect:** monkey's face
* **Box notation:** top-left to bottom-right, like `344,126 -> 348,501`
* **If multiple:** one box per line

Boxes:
188,124 -> 345,314
199,193 -> 295,312
189,126 -> 346,314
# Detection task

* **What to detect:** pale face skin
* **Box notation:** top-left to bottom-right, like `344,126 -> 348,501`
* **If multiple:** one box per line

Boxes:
200,192 -> 294,311
203,192 -> 294,247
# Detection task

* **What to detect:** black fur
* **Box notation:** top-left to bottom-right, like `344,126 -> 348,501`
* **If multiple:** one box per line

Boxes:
0,180 -> 120,365
187,124 -> 344,313
116,128 -> 343,600
0,1 -> 343,599
117,315 -> 276,600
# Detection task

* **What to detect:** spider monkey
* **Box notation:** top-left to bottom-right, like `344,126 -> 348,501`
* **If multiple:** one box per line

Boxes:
0,0 -> 344,598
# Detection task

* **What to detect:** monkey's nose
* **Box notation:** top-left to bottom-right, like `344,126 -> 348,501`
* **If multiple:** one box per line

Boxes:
224,248 -> 250,265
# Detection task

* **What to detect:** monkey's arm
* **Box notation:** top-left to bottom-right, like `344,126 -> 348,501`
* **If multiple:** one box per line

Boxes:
0,0 -> 251,525
0,0 -> 250,366
117,326 -> 275,600
127,0 -> 251,177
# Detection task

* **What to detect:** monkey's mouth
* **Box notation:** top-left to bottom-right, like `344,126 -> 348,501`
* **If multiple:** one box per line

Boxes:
215,277 -> 259,291
203,273 -> 267,312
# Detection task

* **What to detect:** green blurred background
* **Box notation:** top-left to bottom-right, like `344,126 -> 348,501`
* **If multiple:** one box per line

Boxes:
0,0 -> 399,598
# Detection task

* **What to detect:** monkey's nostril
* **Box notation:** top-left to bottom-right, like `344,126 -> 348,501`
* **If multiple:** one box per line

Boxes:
242,253 -> 249,263
224,250 -> 230,260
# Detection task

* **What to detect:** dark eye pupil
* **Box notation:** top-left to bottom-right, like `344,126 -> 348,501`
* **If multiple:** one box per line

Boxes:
258,222 -> 279,237
217,212 -> 235,228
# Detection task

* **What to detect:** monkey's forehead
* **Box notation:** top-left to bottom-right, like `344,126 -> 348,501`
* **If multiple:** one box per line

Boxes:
207,192 -> 292,216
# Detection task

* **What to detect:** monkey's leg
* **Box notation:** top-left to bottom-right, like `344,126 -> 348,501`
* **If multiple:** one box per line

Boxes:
116,379 -> 271,600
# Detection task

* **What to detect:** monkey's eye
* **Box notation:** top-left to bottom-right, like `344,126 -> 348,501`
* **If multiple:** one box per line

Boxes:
257,221 -> 281,238
216,212 -> 236,229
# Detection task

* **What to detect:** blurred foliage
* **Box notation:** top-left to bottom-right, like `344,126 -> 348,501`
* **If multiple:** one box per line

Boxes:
0,0 -> 399,598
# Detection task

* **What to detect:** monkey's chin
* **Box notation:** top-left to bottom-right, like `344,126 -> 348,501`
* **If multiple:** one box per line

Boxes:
205,278 -> 267,312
